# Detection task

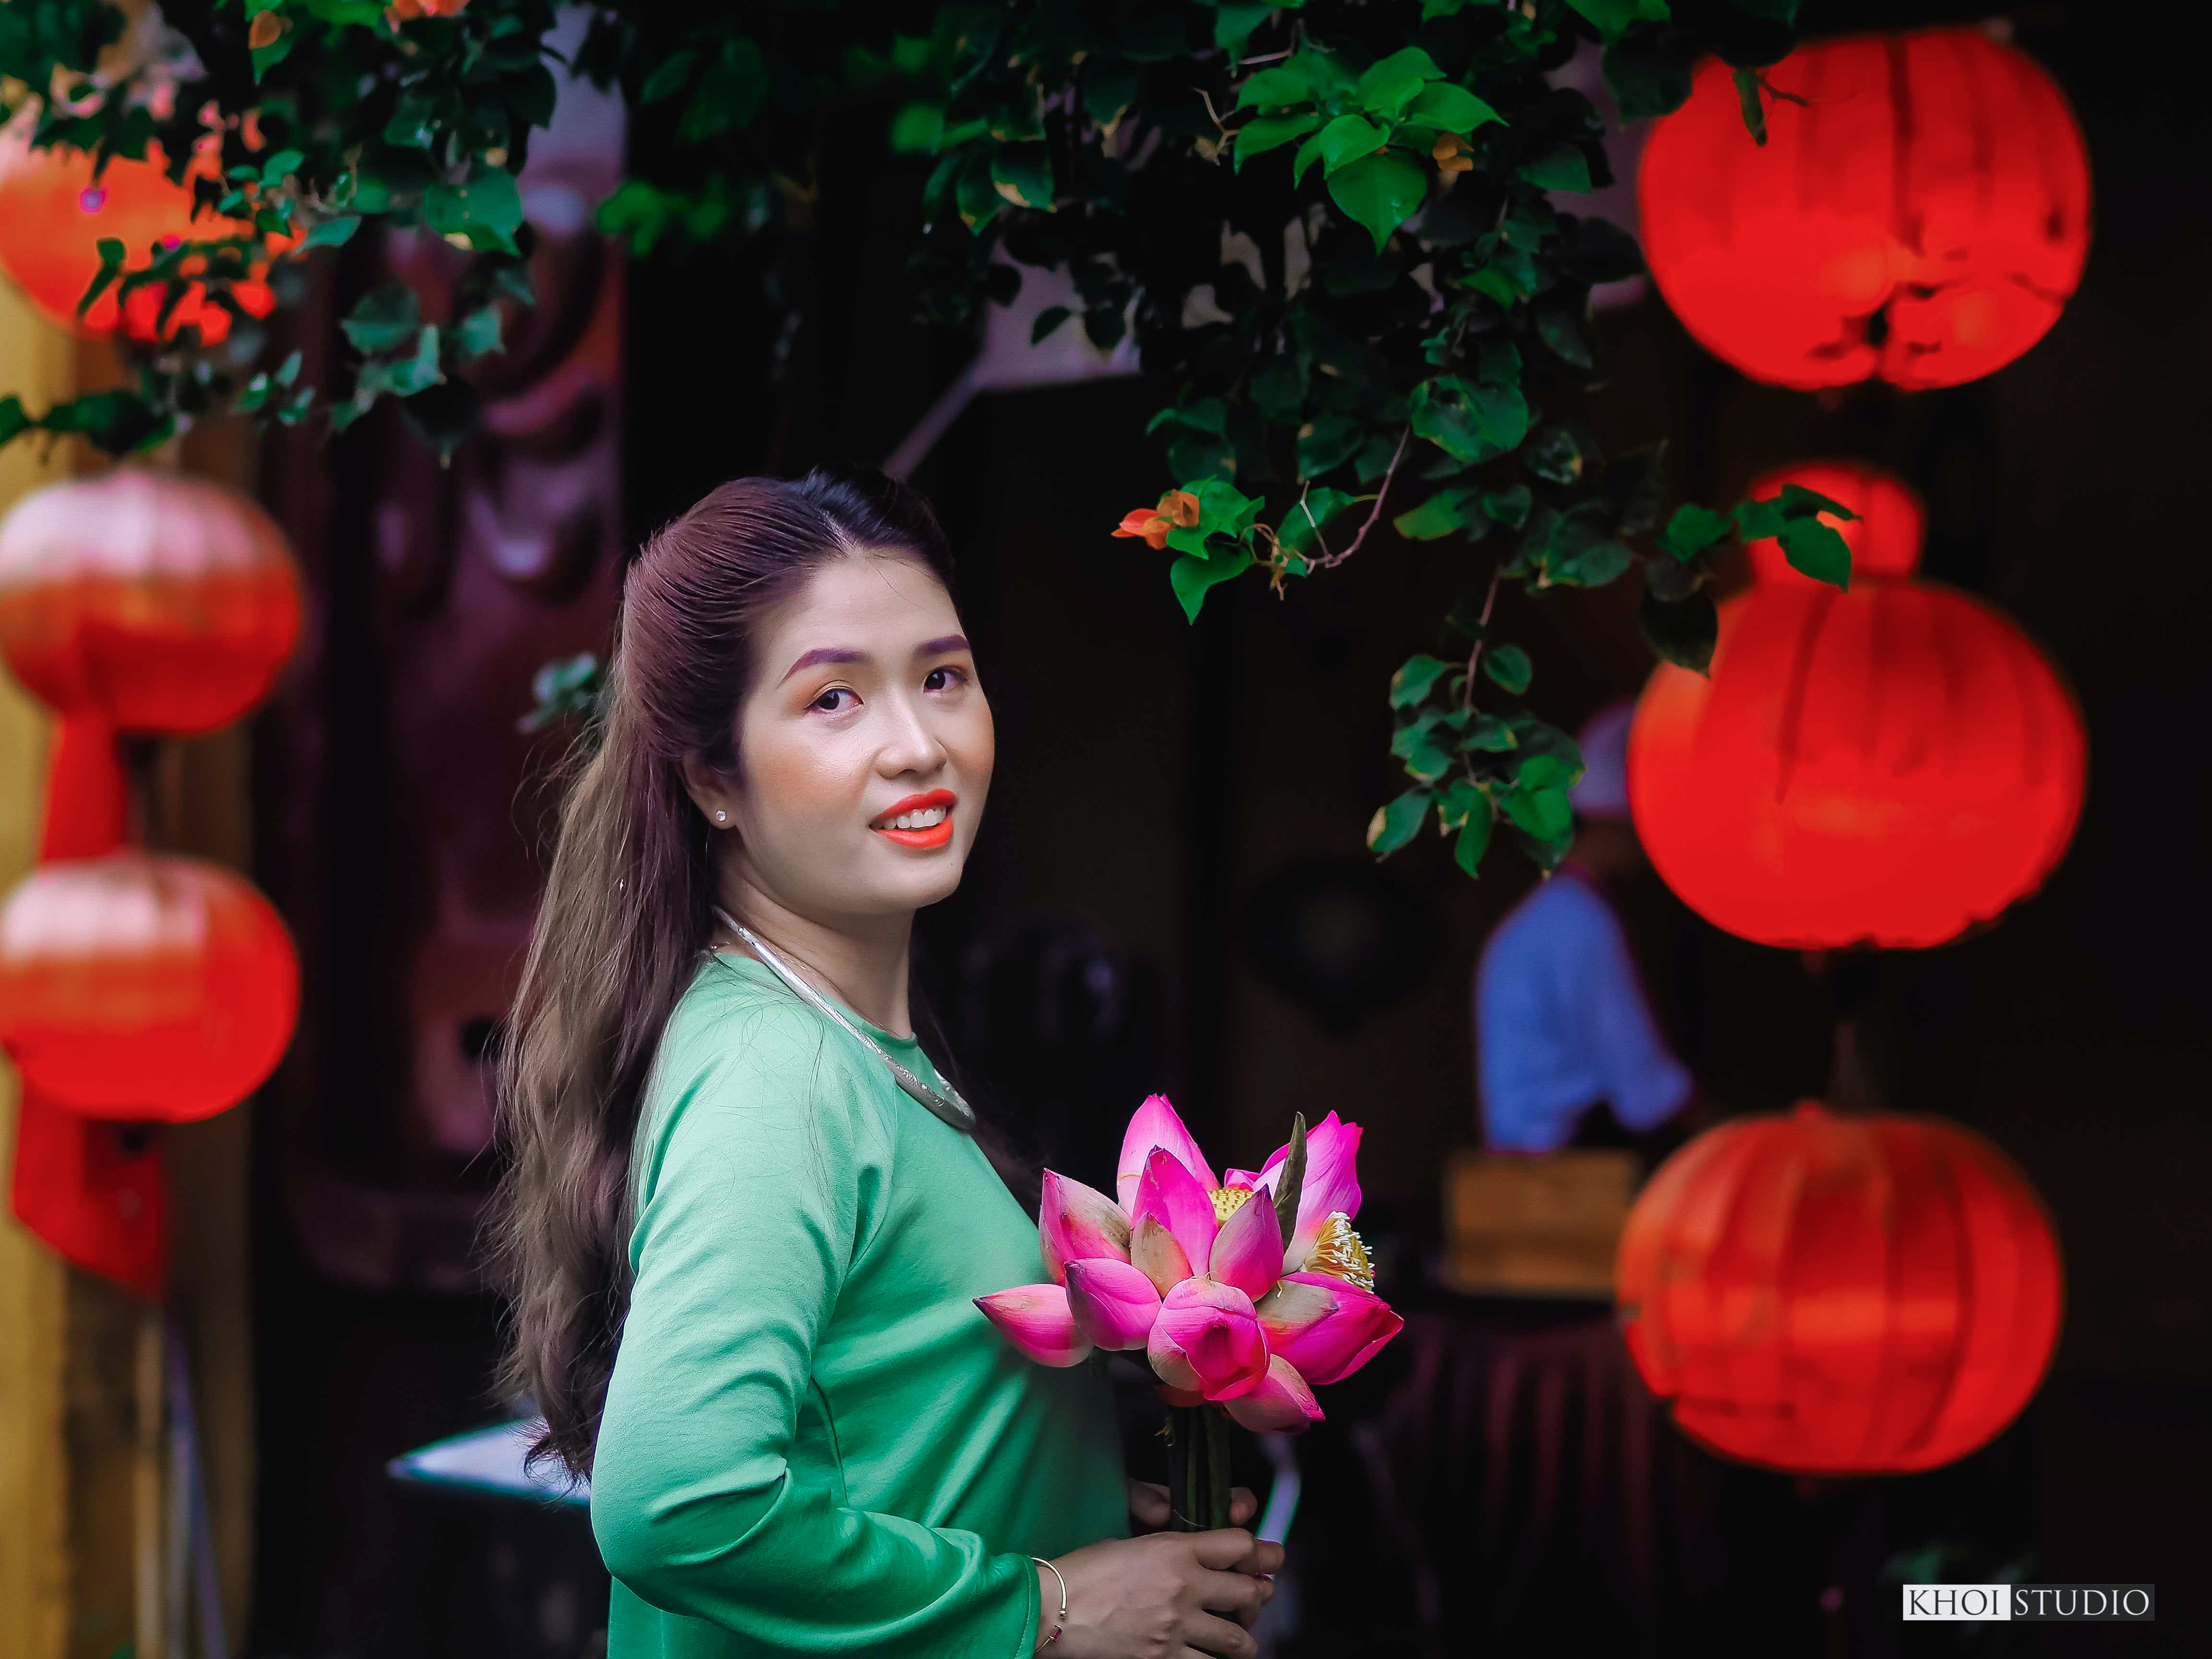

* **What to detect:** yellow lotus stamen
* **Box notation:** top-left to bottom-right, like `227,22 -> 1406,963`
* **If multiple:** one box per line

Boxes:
1304,1211 -> 1375,1291
1210,1187 -> 1256,1223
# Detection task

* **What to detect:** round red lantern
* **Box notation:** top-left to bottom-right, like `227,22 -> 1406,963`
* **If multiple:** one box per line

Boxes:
1616,1102 -> 2062,1474
1639,30 -> 2091,390
1628,461 -> 2084,949
0,852 -> 299,1122
0,115 -> 277,343
0,469 -> 303,736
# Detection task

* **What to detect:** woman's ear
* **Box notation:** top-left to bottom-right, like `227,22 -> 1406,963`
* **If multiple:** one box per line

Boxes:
678,751 -> 739,830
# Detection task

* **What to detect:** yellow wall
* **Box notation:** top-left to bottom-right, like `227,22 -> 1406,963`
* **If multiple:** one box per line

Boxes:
0,284 -> 76,1659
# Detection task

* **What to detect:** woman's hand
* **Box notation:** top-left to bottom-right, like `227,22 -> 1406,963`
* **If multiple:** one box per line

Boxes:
1038,1529 -> 1283,1658
1126,1479 -> 1258,1533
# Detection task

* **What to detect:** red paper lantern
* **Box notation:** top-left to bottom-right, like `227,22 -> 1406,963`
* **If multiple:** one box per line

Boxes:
0,852 -> 300,1122
0,469 -> 303,736
1616,1102 -> 2062,1474
1639,30 -> 2091,390
0,116 -> 278,343
1628,462 -> 2085,949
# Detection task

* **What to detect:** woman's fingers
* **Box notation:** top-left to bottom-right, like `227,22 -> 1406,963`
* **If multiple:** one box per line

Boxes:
1127,1479 -> 1173,1530
1188,1527 -> 1258,1571
1180,1609 -> 1261,1658
1131,1481 -> 1259,1536
1226,1535 -> 1283,1578
1194,1564 -> 1268,1617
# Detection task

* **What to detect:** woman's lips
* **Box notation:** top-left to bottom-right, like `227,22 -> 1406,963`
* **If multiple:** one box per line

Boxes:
872,789 -> 956,849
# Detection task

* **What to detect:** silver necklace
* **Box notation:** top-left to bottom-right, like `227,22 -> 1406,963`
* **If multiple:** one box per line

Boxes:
710,906 -> 976,1133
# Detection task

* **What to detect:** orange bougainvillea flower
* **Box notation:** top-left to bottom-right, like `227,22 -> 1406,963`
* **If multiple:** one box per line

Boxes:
387,0 -> 470,20
1433,134 -> 1473,179
1112,508 -> 1174,550
1110,490 -> 1202,551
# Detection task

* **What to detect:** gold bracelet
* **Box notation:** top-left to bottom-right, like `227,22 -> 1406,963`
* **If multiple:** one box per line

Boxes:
1032,1557 -> 1069,1650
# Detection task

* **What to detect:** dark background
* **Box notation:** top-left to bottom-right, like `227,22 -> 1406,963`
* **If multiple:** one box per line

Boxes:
245,2 -> 2210,1655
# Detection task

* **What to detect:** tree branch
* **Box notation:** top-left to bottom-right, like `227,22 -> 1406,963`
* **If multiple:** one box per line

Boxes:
1305,426 -> 1410,572
1460,563 -> 1505,712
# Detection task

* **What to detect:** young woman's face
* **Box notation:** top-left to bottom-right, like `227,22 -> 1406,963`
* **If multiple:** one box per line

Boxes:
708,552 -> 992,925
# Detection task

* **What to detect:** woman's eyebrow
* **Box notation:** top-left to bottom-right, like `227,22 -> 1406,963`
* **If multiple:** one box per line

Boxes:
915,634 -> 970,657
781,646 -> 867,682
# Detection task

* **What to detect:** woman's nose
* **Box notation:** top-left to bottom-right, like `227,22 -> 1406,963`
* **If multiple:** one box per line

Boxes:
875,694 -> 947,776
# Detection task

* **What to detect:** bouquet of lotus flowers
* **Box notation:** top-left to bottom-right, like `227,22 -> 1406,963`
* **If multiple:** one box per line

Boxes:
976,1095 -> 1402,1532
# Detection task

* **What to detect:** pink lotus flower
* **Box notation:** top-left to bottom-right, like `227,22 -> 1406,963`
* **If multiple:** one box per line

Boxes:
1132,1145 -> 1218,1271
1065,1258 -> 1162,1351
975,1093 -> 1398,1436
1256,1272 -> 1403,1386
1039,1170 -> 1131,1283
1253,1110 -> 1364,1274
1118,1093 -> 1218,1212
1148,1278 -> 1268,1401
1225,1355 -> 1326,1432
974,1284 -> 1092,1367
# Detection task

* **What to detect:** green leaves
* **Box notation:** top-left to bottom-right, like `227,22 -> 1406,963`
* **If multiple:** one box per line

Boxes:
1603,30 -> 1697,119
1313,113 -> 1388,175
1390,654 -> 1455,708
1774,518 -> 1851,587
519,653 -> 606,735
1410,370 -> 1530,465
1277,487 -> 1356,556
991,145 -> 1055,209
1329,151 -> 1427,252
1233,42 -> 1488,255
1407,83 -> 1503,135
0,387 -> 173,456
1234,112 -> 1323,169
235,351 -> 312,427
76,237 -> 127,320
1482,645 -> 1533,695
1659,502 -> 1734,561
1519,145 -> 1593,193
1733,485 -> 1856,588
1734,67 -> 1770,146
1367,789 -> 1431,856
1394,487 -> 1486,541
1640,588 -> 1719,673
0,0 -> 1821,890
303,213 -> 362,249
680,37 -> 768,143
1160,477 -> 1265,622
424,166 -> 524,254
1566,0 -> 1673,42
1235,50 -> 1355,112
341,287 -> 422,355
1392,709 -> 1457,781
1502,765 -> 1574,843
1170,549 -> 1254,623
1354,47 -> 1444,120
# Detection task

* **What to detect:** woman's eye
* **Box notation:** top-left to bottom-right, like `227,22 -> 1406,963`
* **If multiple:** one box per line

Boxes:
923,666 -> 965,693
810,687 -> 856,713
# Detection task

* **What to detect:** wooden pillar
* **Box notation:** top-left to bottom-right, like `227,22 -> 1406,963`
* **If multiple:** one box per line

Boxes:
0,306 -> 260,1657
0,279 -> 76,1659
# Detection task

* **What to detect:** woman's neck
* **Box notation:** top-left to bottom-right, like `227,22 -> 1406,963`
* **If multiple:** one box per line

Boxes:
715,867 -> 916,1038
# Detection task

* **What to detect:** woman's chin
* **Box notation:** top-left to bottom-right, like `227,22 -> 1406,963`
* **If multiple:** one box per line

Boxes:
854,843 -> 971,912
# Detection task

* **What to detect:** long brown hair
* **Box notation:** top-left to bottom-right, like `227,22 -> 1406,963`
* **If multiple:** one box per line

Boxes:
492,469 -> 961,1477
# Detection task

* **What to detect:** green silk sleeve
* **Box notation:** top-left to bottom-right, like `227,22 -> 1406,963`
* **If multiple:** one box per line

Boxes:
590,1002 -> 1041,1657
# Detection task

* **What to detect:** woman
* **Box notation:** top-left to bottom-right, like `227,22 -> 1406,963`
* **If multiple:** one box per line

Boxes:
495,471 -> 1279,1658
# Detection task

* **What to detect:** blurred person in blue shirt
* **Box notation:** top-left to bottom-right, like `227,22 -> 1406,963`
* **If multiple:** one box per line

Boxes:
1475,701 -> 1695,1162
